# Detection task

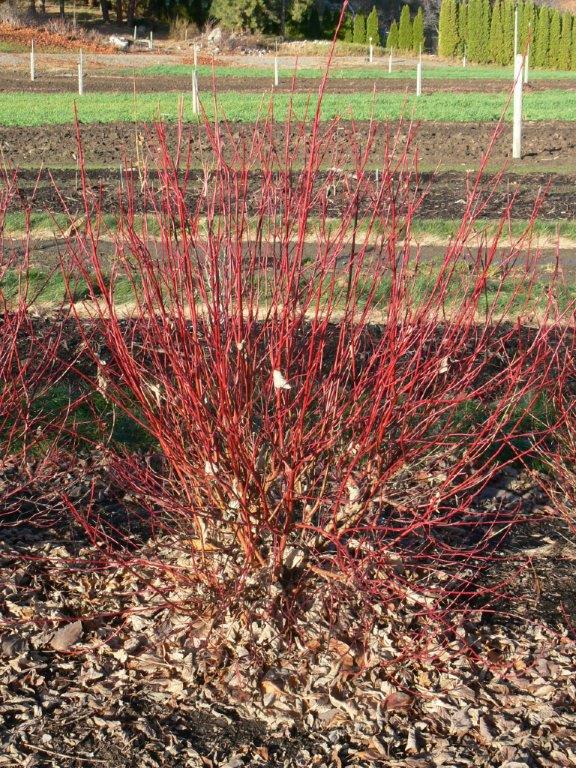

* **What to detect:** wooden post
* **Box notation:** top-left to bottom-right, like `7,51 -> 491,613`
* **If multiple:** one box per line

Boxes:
192,69 -> 199,115
133,25 -> 137,41
416,60 -> 422,97
30,40 -> 35,82
78,49 -> 84,96
512,54 -> 523,159
274,55 -> 279,87
369,37 -> 373,63
149,31 -> 153,50
193,43 -> 198,68
388,48 -> 393,73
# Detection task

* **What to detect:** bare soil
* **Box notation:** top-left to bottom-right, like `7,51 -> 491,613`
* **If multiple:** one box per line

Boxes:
0,69 -> 574,94
1,121 -> 575,172
5,164 -> 576,225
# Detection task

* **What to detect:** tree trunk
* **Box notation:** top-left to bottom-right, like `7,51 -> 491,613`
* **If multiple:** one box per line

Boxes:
115,0 -> 122,22
100,0 -> 109,22
126,0 -> 136,26
59,0 -> 65,18
28,0 -> 37,17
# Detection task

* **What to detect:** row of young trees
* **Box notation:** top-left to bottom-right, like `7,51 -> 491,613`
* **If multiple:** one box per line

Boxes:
386,6 -> 425,53
438,0 -> 576,70
340,6 -> 381,45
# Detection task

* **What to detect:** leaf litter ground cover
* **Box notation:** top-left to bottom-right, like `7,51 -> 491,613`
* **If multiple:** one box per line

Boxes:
1,450 -> 576,767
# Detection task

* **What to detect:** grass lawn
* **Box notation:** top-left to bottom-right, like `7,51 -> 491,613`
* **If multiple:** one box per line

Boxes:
3,89 -> 576,125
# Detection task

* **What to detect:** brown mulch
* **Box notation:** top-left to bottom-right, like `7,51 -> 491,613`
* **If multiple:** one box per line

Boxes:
1,461 -> 576,767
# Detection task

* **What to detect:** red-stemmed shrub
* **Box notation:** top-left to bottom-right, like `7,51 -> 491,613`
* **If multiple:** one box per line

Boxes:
61,103 -> 559,646
0,172 -> 75,529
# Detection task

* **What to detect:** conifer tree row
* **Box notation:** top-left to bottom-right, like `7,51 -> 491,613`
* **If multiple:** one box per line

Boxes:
384,4 -> 418,52
436,0 -> 576,70
340,6 -> 382,46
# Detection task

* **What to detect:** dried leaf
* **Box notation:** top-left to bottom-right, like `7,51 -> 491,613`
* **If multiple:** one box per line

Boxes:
272,369 -> 291,390
50,620 -> 83,652
384,691 -> 412,711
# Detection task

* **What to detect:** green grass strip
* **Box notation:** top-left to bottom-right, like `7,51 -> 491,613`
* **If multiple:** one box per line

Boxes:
3,213 -> 575,241
139,63 -> 576,81
2,90 -> 576,125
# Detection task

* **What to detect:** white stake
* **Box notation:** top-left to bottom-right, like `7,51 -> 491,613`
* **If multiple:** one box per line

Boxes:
193,43 -> 198,68
30,40 -> 35,82
133,25 -> 137,41
524,45 -> 529,84
388,48 -> 393,73
416,60 -> 422,97
192,69 -> 199,114
512,54 -> 523,159
463,45 -> 467,67
274,55 -> 279,87
78,49 -> 84,96
375,168 -> 380,194
369,36 -> 373,63
149,31 -> 153,50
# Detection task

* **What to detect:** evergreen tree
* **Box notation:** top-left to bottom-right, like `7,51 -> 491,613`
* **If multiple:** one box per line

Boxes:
458,1 -> 468,55
548,9 -> 561,68
386,19 -> 399,49
306,4 -> 322,39
467,0 -> 482,61
571,19 -> 576,70
559,12 -> 572,70
534,5 -> 549,67
489,0 -> 503,64
209,0 -> 277,32
321,7 -> 336,39
341,14 -> 354,41
520,0 -> 535,58
366,6 -> 380,45
398,4 -> 413,50
480,0 -> 491,62
438,0 -> 451,56
412,6 -> 424,52
519,0 -> 530,49
502,0 -> 514,64
353,12 -> 366,44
